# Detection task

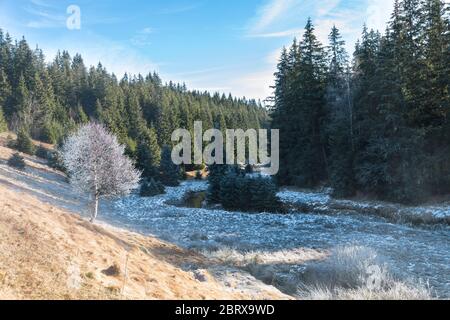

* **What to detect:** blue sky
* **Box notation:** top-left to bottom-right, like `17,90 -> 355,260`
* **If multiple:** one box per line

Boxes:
0,0 -> 395,101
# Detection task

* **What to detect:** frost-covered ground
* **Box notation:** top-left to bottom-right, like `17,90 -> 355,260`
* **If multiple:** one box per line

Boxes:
99,181 -> 450,298
279,188 -> 450,225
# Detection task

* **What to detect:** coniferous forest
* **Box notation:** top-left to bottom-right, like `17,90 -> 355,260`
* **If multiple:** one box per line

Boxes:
0,29 -> 268,179
271,0 -> 449,204
1,0 -> 450,302
0,0 -> 449,206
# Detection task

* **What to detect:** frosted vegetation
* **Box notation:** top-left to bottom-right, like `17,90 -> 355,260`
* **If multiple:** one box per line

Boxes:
99,181 -> 449,299
61,123 -> 141,222
278,189 -> 450,226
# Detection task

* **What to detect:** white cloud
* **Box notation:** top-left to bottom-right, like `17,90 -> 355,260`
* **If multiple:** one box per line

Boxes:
24,4 -> 66,29
239,0 -> 397,101
247,27 -> 304,38
247,0 -> 298,33
366,0 -> 395,32
316,0 -> 341,16
158,3 -> 203,15
232,69 -> 275,102
168,66 -> 230,78
30,0 -> 54,8
315,11 -> 364,52
266,48 -> 284,65
41,34 -> 160,78
164,63 -> 276,102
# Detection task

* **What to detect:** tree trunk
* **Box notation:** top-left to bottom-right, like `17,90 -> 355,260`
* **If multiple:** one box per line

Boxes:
90,193 -> 99,223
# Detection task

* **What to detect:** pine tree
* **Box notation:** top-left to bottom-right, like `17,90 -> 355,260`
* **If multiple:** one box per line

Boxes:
140,177 -> 165,197
0,69 -> 11,116
325,26 -> 355,197
290,19 -> 328,187
137,126 -> 161,178
8,152 -> 26,170
11,74 -> 30,130
352,26 -> 383,196
159,145 -> 180,186
15,127 -> 35,155
272,19 -> 330,188
271,46 -> 292,185
219,168 -> 242,210
30,72 -> 52,139
207,163 -> 227,204
0,106 -> 7,132
420,0 -> 450,194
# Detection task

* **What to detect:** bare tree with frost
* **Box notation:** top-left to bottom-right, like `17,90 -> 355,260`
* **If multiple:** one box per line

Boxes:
61,122 -> 141,223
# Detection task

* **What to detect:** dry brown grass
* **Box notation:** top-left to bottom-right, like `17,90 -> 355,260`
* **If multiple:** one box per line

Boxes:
0,140 -> 288,300
0,185 -> 247,300
0,131 -> 54,151
184,169 -> 208,180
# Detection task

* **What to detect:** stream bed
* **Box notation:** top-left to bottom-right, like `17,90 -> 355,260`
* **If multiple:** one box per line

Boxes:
99,181 -> 450,298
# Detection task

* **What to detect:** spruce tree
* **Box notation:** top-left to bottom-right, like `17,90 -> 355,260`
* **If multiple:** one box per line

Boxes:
0,107 -> 7,132
0,69 -> 11,118
137,126 -> 161,178
291,18 -> 328,187
159,145 -> 180,186
15,127 -> 35,155
325,26 -> 355,197
207,163 -> 227,204
271,46 -> 292,185
12,74 -> 30,130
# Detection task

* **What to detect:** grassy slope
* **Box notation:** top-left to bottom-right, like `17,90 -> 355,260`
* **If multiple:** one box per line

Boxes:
0,132 -> 288,300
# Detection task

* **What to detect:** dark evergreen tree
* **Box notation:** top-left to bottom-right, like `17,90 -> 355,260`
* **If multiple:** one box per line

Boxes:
15,127 -> 35,155
140,177 -> 166,197
271,1 -> 449,204
159,145 -> 180,186
8,152 -> 26,170
207,163 -> 227,204
0,107 -> 6,132
272,19 -> 328,188
136,127 -> 161,178
325,26 -> 355,197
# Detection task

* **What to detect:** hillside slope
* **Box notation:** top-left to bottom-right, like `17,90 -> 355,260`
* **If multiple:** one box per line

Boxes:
0,135 -> 289,300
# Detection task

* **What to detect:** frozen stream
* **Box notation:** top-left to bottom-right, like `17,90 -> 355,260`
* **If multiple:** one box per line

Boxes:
99,181 -> 449,298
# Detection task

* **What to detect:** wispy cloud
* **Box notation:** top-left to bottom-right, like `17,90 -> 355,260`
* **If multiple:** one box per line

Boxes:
30,0 -> 54,8
317,0 -> 341,16
249,0 -> 297,33
366,0 -> 394,32
43,34 -> 160,78
231,69 -> 275,102
24,3 -> 66,29
245,0 -> 342,39
247,28 -> 304,38
24,1 -> 127,29
245,0 -> 394,42
169,66 -> 230,78
158,2 -> 203,15
240,0 -> 396,101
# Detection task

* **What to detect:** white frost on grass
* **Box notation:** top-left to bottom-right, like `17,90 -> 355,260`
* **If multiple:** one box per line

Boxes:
113,180 -> 208,215
298,246 -> 432,300
277,189 -> 331,206
106,181 -> 449,298
407,206 -> 450,219
277,188 -> 450,224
